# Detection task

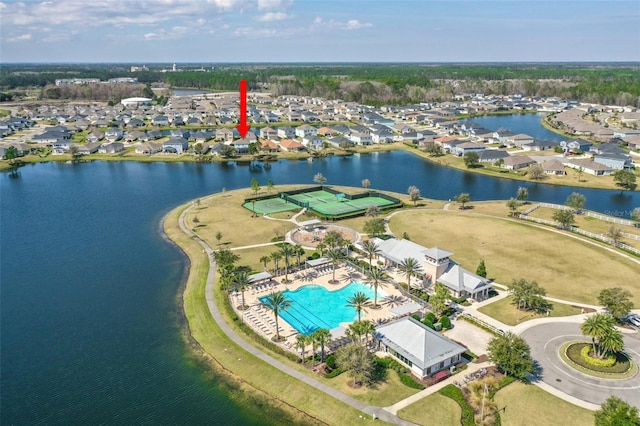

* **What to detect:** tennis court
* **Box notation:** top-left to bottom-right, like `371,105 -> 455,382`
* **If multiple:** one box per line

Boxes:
285,190 -> 398,217
243,197 -> 300,215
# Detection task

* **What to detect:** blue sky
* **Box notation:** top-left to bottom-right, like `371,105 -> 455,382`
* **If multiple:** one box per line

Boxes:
1,0 -> 639,63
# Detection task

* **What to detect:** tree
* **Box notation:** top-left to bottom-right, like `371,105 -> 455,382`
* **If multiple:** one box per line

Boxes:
311,328 -> 332,362
552,209 -> 575,229
346,291 -> 371,321
365,268 -> 390,308
455,192 -> 471,209
408,185 -> 421,207
279,243 -> 296,282
463,151 -> 480,168
324,230 -> 344,249
220,144 -> 236,158
631,207 -> 640,222
566,192 -> 586,213
335,343 -> 374,387
5,146 -> 18,165
313,172 -> 327,185
516,186 -> 529,203
266,178 -> 274,194
212,248 -> 240,290
594,396 -> 640,426
261,291 -> 292,341
270,251 -> 282,275
528,164 -> 546,180
326,247 -> 345,283
365,204 -> 380,217
506,198 -> 519,217
510,278 -> 551,320
361,178 -> 371,189
250,177 -> 260,196
295,334 -> 308,363
361,239 -> 381,270
476,259 -> 487,278
259,255 -> 271,270
293,244 -> 305,267
487,332 -> 535,380
398,257 -> 421,289
192,215 -> 200,226
606,225 -> 624,246
598,288 -> 634,321
612,170 -> 637,193
363,218 -> 385,237
233,271 -> 251,309
429,282 -> 450,315
581,313 -> 617,359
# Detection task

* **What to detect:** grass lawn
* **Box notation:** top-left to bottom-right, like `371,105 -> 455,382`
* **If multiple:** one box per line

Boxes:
397,393 -> 462,426
388,209 -> 640,305
164,205 -> 381,425
326,369 -> 420,407
494,381 -> 594,426
478,295 -> 582,326
527,207 -> 640,249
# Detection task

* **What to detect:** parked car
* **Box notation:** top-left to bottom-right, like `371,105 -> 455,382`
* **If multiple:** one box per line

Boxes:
625,314 -> 640,327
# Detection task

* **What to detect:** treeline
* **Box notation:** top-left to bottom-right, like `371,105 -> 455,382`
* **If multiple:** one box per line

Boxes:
42,83 -> 146,102
2,63 -> 639,106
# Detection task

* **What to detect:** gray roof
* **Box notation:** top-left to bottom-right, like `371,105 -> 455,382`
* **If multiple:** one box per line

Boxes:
375,317 -> 466,370
248,271 -> 272,283
375,238 -> 426,271
423,247 -> 453,261
438,262 -> 492,294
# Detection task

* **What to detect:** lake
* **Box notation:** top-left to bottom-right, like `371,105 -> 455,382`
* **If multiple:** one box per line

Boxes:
1,116 -> 638,424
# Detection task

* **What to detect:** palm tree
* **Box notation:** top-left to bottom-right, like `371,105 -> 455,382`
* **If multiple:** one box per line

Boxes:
270,252 -> 282,275
279,243 -> 296,282
316,241 -> 327,257
397,257 -> 421,289
365,267 -> 390,308
360,320 -> 376,347
506,198 -> 519,217
346,292 -> 371,321
581,313 -> 615,358
294,244 -> 305,267
262,291 -> 292,341
347,321 -> 365,344
295,334 -> 308,363
599,328 -> 624,356
361,239 -> 381,270
259,255 -> 271,271
326,247 -> 345,283
233,271 -> 251,309
311,328 -> 332,362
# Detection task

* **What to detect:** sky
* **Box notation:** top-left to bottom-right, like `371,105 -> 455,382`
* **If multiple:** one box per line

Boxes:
1,0 -> 639,63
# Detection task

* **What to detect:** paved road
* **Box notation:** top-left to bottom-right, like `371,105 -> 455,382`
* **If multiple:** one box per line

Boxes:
521,322 -> 640,409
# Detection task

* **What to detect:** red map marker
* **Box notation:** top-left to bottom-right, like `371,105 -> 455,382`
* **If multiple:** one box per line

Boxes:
236,80 -> 251,138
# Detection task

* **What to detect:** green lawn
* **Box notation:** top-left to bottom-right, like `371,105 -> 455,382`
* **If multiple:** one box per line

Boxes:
494,381 -> 594,426
327,369 -> 420,407
478,295 -> 583,326
388,209 -> 640,305
397,393 -> 462,426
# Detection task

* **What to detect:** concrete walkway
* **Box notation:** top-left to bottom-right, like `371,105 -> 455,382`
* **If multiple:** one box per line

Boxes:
178,204 -> 416,425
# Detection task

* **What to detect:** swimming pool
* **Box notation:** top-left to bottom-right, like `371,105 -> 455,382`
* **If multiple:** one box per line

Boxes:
259,282 -> 379,335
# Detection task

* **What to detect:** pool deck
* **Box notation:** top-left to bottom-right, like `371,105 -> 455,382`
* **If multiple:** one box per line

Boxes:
231,265 -> 414,353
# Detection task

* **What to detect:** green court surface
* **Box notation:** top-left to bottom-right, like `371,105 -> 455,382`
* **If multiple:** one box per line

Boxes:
286,190 -> 396,217
243,198 -> 300,215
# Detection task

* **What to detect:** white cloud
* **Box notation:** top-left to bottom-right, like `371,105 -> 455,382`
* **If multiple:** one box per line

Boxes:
257,0 -> 293,11
234,26 -> 278,38
254,12 -> 290,22
345,19 -> 372,30
6,33 -> 32,42
311,17 -> 373,31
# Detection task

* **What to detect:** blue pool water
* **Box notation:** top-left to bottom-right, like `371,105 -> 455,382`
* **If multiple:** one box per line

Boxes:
260,282 -> 377,335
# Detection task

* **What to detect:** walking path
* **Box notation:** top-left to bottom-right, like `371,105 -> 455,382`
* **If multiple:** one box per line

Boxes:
178,204 -> 416,425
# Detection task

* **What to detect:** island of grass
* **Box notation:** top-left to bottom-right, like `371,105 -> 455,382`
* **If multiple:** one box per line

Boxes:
165,186 -> 637,425
560,341 -> 637,380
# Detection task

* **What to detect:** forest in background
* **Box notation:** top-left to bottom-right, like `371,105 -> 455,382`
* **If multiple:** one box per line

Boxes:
1,63 -> 639,107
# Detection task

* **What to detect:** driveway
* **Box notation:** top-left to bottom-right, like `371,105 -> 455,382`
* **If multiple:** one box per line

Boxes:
443,318 -> 493,356
521,322 -> 640,408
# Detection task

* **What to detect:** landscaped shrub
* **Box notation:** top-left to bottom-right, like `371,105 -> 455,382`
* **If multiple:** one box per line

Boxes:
580,346 -> 617,367
439,316 -> 452,329
450,296 -> 467,304
398,372 -> 424,389
462,350 -> 478,361
411,314 -> 421,321
422,318 -> 434,329
439,384 -> 475,426
424,312 -> 437,323
433,322 -> 443,331
324,367 -> 345,378
325,354 -> 337,370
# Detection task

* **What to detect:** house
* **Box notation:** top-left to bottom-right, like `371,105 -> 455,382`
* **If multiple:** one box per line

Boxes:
493,130 -> 517,144
349,132 -> 372,145
542,159 -> 567,175
302,135 -> 324,150
216,128 -> 234,142
375,317 -> 466,379
135,142 -> 162,155
316,127 -> 337,137
260,139 -> 279,153
478,150 -> 510,163
98,142 -> 125,154
77,142 -> 101,155
522,140 -> 558,152
277,126 -> 296,139
163,138 -> 189,154
509,133 -> 535,147
593,154 -> 633,170
104,127 -> 124,141
327,136 -> 353,148
567,159 -> 614,176
436,137 -> 462,153
152,115 -> 169,126
560,138 -> 591,154
259,126 -> 278,140
32,130 -> 71,144
454,142 -> 485,157
295,124 -> 317,138
278,139 -> 306,152
502,155 -> 536,170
